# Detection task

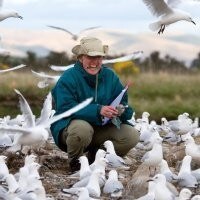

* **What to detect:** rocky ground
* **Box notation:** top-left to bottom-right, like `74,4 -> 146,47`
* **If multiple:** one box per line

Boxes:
1,137 -> 200,200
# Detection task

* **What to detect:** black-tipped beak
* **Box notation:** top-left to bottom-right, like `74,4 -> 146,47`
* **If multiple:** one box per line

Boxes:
147,179 -> 153,182
191,20 -> 196,25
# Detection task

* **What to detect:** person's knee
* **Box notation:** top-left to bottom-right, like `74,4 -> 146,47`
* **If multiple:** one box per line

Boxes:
127,127 -> 139,148
114,125 -> 139,156
67,120 -> 94,146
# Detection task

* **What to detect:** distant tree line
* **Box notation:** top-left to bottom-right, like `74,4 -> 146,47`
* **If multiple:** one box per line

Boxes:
0,50 -> 200,73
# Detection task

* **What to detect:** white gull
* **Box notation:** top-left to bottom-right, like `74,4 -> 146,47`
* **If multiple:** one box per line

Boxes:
103,169 -> 123,198
0,89 -> 93,151
47,25 -> 101,41
0,0 -> 23,22
142,0 -> 196,34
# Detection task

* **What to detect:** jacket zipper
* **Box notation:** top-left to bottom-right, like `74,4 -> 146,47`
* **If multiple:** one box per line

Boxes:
95,73 -> 98,102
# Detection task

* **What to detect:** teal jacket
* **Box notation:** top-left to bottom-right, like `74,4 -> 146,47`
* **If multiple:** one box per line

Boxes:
50,61 -> 134,147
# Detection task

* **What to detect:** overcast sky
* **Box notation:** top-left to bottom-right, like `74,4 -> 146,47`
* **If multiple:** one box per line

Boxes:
1,0 -> 200,63
2,0 -> 200,33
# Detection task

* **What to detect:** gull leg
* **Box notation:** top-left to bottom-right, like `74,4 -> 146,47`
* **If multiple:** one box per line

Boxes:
158,25 -> 164,35
161,25 -> 165,34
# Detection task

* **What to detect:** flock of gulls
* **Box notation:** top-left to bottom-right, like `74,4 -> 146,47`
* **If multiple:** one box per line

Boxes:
0,97 -> 200,199
0,0 -> 200,199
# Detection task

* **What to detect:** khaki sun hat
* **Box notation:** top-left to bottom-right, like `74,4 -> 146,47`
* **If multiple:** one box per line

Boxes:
72,37 -> 109,56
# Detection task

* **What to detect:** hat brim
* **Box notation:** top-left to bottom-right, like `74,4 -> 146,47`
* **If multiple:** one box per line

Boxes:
86,51 -> 106,56
72,44 -> 107,56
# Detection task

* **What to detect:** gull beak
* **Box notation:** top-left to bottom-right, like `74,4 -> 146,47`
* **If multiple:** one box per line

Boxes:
191,20 -> 196,25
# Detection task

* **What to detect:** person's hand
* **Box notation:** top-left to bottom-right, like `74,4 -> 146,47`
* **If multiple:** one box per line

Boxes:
100,106 -> 118,119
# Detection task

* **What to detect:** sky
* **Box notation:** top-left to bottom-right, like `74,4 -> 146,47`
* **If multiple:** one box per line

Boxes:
1,0 -> 200,64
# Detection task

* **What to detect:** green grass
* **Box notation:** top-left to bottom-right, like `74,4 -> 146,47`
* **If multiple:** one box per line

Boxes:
1,71 -> 200,122
0,72 -> 50,117
122,72 -> 200,121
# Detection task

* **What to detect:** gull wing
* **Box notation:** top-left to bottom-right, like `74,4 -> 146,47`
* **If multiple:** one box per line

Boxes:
50,64 -> 74,71
31,70 -> 60,81
102,51 -> 143,64
36,92 -> 52,125
0,125 -> 30,135
47,25 -> 75,36
0,64 -> 26,73
79,26 -> 101,34
14,89 -> 35,127
45,97 -> 93,127
142,0 -> 173,17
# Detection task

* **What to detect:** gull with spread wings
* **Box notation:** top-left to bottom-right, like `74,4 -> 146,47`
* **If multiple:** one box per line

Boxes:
142,0 -> 196,34
47,25 -> 101,40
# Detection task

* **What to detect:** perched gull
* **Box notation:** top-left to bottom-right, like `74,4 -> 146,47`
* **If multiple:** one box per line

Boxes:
62,169 -> 103,197
191,195 -> 200,200
72,157 -> 107,188
142,0 -> 196,34
68,149 -> 107,178
0,128 -> 13,147
191,168 -> 200,182
0,155 -> 9,181
61,187 -> 98,200
177,188 -> 192,200
148,174 -> 177,200
0,64 -> 26,73
177,155 -> 198,188
141,137 -> 163,176
104,140 -> 129,169
159,159 -> 178,182
183,135 -> 200,160
47,25 -> 101,40
78,156 -> 92,180
0,0 -> 23,22
103,169 -> 124,198
135,181 -> 155,200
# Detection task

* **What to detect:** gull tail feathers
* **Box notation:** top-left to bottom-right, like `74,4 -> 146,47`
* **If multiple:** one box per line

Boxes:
149,22 -> 161,31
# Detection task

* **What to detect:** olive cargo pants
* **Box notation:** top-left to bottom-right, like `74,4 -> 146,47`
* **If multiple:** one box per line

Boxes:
60,119 -> 139,162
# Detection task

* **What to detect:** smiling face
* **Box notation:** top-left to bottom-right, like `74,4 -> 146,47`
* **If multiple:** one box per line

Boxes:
79,55 -> 103,75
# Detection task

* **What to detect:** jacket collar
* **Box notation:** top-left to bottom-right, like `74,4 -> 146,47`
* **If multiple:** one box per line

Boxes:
74,61 -> 104,87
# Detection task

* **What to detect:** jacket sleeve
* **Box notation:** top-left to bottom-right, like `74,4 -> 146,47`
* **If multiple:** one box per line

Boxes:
52,76 -> 102,126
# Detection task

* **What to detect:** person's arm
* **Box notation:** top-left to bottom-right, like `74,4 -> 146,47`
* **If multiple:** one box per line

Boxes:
53,78 -> 102,125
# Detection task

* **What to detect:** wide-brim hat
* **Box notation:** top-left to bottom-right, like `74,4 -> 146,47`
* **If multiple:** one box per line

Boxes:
72,37 -> 109,56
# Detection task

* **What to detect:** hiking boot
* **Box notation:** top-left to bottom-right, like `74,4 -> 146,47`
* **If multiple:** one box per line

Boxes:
69,158 -> 80,172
